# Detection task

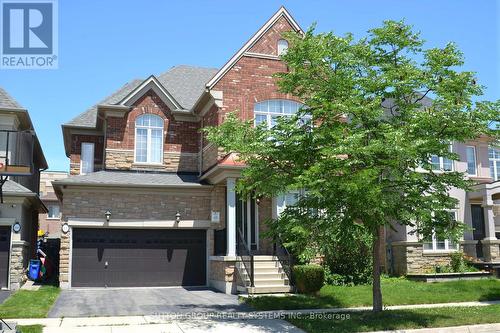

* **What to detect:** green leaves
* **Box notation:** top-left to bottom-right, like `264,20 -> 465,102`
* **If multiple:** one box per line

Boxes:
205,20 -> 500,259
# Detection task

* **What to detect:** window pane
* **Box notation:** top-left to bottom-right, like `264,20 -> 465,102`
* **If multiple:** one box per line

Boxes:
423,242 -> 434,250
150,129 -> 162,163
436,238 -> 446,250
270,115 -> 280,128
48,205 -> 60,218
255,114 -> 267,127
254,102 -> 267,112
430,155 -> 440,170
466,147 -> 476,175
135,128 -> 148,162
442,158 -> 453,171
81,143 -> 94,175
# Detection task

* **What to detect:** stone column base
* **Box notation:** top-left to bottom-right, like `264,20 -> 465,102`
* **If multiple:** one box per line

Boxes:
208,256 -> 238,294
482,239 -> 500,262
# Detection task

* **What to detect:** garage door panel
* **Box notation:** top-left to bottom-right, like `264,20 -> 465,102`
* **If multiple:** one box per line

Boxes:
72,228 -> 206,288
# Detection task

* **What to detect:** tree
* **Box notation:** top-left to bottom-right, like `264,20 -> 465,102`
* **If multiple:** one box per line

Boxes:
205,21 -> 499,312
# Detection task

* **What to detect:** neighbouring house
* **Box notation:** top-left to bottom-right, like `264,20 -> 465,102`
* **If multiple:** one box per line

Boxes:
0,87 -> 48,290
53,6 -> 499,293
389,138 -> 500,275
39,171 -> 68,238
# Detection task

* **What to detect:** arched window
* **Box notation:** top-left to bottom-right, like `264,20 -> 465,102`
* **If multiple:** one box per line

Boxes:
135,114 -> 163,164
277,39 -> 289,56
254,99 -> 305,129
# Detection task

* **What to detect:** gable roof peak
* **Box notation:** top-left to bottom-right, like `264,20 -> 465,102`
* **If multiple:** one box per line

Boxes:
206,6 -> 303,89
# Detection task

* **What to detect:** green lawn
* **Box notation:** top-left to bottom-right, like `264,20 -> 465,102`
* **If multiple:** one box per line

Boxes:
0,286 -> 60,318
18,325 -> 43,333
246,277 -> 500,310
289,305 -> 500,333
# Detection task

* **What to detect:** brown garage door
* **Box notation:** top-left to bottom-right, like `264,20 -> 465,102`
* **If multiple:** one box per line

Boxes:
72,228 -> 206,288
0,227 -> 10,289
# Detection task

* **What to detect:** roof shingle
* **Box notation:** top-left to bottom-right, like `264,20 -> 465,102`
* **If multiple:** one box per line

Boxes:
64,65 -> 218,128
0,87 -> 23,109
53,170 -> 209,188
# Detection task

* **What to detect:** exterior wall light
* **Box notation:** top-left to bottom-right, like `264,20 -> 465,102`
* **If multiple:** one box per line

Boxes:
175,211 -> 181,223
105,210 -> 111,222
61,223 -> 70,234
13,222 -> 21,233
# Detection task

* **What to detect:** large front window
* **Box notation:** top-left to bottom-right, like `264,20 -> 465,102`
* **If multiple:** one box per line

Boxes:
423,211 -> 459,252
254,99 -> 305,129
135,114 -> 163,164
489,147 -> 500,181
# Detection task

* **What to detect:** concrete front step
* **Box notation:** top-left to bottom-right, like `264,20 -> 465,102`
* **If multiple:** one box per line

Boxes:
240,285 -> 294,294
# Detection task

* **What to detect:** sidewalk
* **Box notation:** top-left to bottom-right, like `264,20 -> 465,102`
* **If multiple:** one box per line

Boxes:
11,300 -> 500,333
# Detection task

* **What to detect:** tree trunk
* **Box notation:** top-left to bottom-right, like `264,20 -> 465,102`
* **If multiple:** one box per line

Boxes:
372,225 -> 383,312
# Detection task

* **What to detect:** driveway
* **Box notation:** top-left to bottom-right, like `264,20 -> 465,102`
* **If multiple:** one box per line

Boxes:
48,287 -> 251,318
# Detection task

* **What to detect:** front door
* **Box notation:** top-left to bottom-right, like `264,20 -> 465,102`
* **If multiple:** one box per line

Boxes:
236,194 -> 258,252
0,227 -> 10,289
471,204 -> 485,258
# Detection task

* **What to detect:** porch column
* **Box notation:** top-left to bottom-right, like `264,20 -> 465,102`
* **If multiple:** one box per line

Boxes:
226,178 -> 237,257
483,193 -> 497,240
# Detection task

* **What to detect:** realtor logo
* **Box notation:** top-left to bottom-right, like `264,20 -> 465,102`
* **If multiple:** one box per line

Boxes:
1,0 -> 58,69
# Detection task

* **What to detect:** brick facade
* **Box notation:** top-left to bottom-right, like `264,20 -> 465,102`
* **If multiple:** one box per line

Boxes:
69,134 -> 104,175
104,91 -> 200,172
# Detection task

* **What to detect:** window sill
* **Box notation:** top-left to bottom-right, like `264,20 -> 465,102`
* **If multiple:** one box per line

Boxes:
132,163 -> 164,168
46,217 -> 60,220
422,250 -> 458,256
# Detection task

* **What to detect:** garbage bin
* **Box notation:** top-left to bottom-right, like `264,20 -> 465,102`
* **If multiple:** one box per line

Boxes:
28,259 -> 41,281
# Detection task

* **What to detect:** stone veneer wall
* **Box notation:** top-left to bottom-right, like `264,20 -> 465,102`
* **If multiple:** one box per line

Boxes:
9,242 -> 28,290
209,258 -> 237,294
482,240 -> 500,262
105,149 -> 198,173
391,242 -> 454,275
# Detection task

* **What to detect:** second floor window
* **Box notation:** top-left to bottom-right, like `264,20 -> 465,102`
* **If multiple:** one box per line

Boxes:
135,114 -> 163,164
489,147 -> 500,181
254,99 -> 305,129
430,145 -> 454,172
47,204 -> 60,219
80,142 -> 94,175
466,146 -> 477,176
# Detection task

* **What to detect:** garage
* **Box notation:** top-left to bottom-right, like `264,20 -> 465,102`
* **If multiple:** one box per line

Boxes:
0,226 -> 10,289
71,228 -> 206,288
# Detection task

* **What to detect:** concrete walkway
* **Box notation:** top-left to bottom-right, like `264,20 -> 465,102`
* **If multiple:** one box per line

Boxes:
368,323 -> 500,333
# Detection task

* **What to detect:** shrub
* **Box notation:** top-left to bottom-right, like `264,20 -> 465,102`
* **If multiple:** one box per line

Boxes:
293,264 -> 325,294
450,252 -> 467,272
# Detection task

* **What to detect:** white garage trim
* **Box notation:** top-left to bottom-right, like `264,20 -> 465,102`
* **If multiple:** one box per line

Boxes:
67,219 -> 212,228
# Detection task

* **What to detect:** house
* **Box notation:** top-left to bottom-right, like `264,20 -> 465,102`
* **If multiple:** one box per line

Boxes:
389,137 -> 500,275
53,6 -> 498,293
39,171 -> 68,238
0,87 -> 48,290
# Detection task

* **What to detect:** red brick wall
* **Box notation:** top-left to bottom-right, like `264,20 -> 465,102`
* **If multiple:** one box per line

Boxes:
106,90 -> 200,154
69,134 -> 104,175
249,16 -> 293,56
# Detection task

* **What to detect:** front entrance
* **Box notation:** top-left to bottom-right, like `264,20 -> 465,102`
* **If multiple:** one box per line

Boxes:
71,228 -> 206,288
236,195 -> 258,251
471,204 -> 486,258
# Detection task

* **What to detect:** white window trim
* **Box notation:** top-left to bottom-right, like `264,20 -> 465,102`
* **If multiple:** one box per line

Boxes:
422,210 -> 460,253
430,144 -> 454,172
466,146 -> 477,176
277,39 -> 289,56
489,146 -> 500,181
134,115 -> 164,165
254,99 -> 306,129
80,142 -> 95,175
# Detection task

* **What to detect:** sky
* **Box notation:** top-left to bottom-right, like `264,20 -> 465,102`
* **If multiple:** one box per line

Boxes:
0,0 -> 498,171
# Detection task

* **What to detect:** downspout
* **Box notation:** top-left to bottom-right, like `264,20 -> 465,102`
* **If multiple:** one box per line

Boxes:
97,112 -> 107,171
